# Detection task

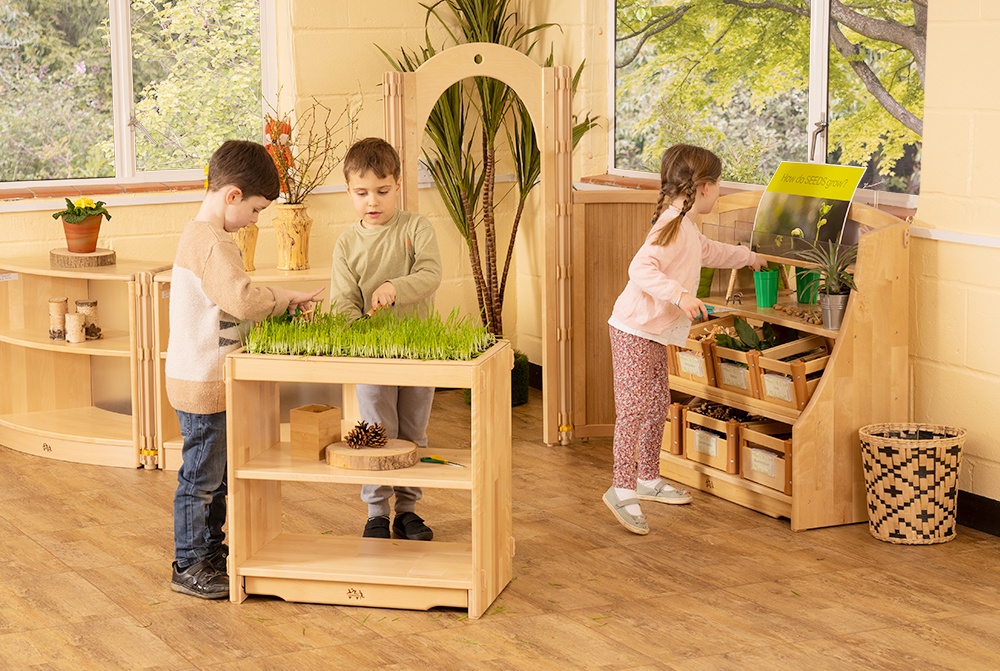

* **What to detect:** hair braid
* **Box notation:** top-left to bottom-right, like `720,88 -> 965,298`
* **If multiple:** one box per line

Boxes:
650,183 -> 671,225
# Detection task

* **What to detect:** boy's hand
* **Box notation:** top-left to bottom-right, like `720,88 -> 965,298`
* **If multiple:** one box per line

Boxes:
677,293 -> 709,321
287,287 -> 324,320
371,281 -> 396,310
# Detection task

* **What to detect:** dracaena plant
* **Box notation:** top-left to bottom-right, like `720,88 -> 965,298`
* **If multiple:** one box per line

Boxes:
52,197 -> 112,224
379,0 -> 597,337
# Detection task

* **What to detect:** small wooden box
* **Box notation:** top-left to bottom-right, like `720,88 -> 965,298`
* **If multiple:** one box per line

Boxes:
289,404 -> 341,460
659,402 -> 684,455
682,406 -> 741,473
710,342 -> 760,398
740,422 -> 793,495
755,334 -> 830,410
668,315 -> 735,386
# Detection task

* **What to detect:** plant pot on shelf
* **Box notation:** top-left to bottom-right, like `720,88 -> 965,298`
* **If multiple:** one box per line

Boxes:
819,292 -> 850,330
62,214 -> 103,253
274,204 -> 312,271
753,267 -> 779,308
233,222 -> 259,272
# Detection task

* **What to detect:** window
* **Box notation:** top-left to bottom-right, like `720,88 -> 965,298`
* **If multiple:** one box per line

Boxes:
613,1 -> 925,198
0,0 -> 274,184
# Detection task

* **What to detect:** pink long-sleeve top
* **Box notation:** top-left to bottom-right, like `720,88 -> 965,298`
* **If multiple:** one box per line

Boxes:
609,205 -> 757,337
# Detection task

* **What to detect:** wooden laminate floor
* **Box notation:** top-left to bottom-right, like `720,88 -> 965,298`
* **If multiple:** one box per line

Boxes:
1,389 -> 999,670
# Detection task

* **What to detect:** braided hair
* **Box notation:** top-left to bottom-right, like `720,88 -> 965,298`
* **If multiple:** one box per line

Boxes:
650,144 -> 722,247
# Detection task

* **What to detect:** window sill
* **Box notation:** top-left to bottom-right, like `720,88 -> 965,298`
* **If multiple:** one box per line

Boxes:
579,174 -> 916,220
1,180 -> 205,211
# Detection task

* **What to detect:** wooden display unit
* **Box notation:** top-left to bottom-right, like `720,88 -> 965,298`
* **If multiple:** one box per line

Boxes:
567,190 -> 909,530
225,341 -> 513,619
0,256 -> 169,467
151,266 -> 330,470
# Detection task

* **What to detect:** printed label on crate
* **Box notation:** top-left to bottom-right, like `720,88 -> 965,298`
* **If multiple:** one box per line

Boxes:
0,273 -> 18,282
762,373 -> 794,402
719,362 -> 748,389
676,351 -> 705,377
692,430 -> 719,457
750,448 -> 777,477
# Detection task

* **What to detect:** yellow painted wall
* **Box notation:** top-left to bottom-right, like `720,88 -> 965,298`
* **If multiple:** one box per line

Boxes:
14,0 -> 994,504
912,2 -> 1000,500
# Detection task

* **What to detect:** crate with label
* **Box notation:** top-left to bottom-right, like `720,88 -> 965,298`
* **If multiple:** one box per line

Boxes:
740,422 -> 794,495
755,335 -> 830,410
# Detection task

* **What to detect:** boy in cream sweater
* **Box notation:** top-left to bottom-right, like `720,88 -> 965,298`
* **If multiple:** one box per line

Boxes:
166,140 -> 322,598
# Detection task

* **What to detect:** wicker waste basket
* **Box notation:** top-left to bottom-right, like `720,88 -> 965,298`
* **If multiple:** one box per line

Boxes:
859,423 -> 966,544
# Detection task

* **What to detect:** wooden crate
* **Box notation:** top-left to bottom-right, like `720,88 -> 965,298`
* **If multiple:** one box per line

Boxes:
682,405 -> 742,473
710,342 -> 761,398
668,315 -> 737,386
659,403 -> 684,455
755,335 -> 830,410
740,422 -> 793,495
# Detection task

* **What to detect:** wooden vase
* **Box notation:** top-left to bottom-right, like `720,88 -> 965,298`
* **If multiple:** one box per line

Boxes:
233,222 -> 259,272
62,214 -> 103,253
273,204 -> 312,271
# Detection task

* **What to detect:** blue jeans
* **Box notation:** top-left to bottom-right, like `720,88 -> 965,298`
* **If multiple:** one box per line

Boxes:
173,410 -> 228,568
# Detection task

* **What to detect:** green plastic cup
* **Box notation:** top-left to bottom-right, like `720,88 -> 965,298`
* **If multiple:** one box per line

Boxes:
795,267 -> 820,304
753,267 -> 779,308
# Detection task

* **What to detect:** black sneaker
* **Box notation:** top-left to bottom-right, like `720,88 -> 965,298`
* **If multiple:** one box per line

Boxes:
171,558 -> 229,599
393,512 -> 433,541
363,515 -> 390,538
206,544 -> 229,573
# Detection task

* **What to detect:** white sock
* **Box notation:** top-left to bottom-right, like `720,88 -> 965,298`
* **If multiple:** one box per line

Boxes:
638,477 -> 675,492
614,487 -> 643,516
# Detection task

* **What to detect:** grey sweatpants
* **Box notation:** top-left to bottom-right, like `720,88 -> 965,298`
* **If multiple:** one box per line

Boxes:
356,384 -> 435,517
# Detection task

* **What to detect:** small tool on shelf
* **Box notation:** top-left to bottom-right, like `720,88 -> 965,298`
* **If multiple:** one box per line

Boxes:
420,455 -> 466,468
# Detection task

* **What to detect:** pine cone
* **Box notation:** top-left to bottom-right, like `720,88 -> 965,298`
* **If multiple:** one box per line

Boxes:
344,420 -> 389,449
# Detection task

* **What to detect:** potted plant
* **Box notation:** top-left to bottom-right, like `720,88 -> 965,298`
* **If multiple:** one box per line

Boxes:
52,197 -> 112,253
259,97 -> 358,271
381,0 -> 596,405
795,239 -> 858,330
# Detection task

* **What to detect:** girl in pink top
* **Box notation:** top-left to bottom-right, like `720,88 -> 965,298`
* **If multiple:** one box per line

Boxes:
604,144 -> 762,534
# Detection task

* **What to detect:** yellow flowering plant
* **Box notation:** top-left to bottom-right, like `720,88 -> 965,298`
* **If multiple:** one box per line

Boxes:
52,197 -> 112,224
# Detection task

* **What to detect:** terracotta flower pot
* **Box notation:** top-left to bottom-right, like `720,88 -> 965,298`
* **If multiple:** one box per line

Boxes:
62,214 -> 103,253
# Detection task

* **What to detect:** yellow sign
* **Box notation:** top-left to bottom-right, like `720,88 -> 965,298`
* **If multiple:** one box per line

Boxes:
767,162 -> 865,201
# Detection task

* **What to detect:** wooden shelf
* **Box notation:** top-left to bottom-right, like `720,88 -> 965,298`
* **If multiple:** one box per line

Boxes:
1,258 -> 168,468
659,452 -> 792,520
238,445 -> 473,489
0,406 -> 136,467
226,342 -> 513,618
670,377 -> 800,425
703,297 -> 836,339
0,328 -> 132,356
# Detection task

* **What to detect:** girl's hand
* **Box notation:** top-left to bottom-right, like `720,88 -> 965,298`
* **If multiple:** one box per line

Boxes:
677,292 -> 709,321
748,255 -> 764,272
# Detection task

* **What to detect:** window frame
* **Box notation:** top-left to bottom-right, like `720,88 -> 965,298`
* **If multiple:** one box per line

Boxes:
0,0 -> 277,196
607,0 -> 918,209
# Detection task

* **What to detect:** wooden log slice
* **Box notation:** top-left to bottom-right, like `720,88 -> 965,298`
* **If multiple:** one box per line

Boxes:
326,438 -> 418,470
50,248 -> 117,268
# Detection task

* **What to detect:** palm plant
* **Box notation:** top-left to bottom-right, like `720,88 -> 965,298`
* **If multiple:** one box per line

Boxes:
380,0 -> 597,336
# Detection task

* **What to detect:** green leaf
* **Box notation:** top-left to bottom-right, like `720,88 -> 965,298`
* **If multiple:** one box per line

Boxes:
734,317 -> 760,350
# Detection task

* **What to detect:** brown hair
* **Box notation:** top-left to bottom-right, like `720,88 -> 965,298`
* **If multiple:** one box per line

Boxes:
343,137 -> 401,182
207,140 -> 280,201
650,144 -> 722,247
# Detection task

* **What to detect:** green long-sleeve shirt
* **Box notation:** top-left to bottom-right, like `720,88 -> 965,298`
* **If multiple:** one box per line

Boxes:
329,209 -> 442,320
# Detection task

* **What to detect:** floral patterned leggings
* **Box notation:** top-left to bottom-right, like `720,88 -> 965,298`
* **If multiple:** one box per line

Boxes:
609,325 -> 671,489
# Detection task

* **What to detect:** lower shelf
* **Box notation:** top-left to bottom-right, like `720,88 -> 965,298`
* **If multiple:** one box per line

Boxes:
235,533 -> 473,611
0,406 -> 136,467
659,450 -> 792,520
